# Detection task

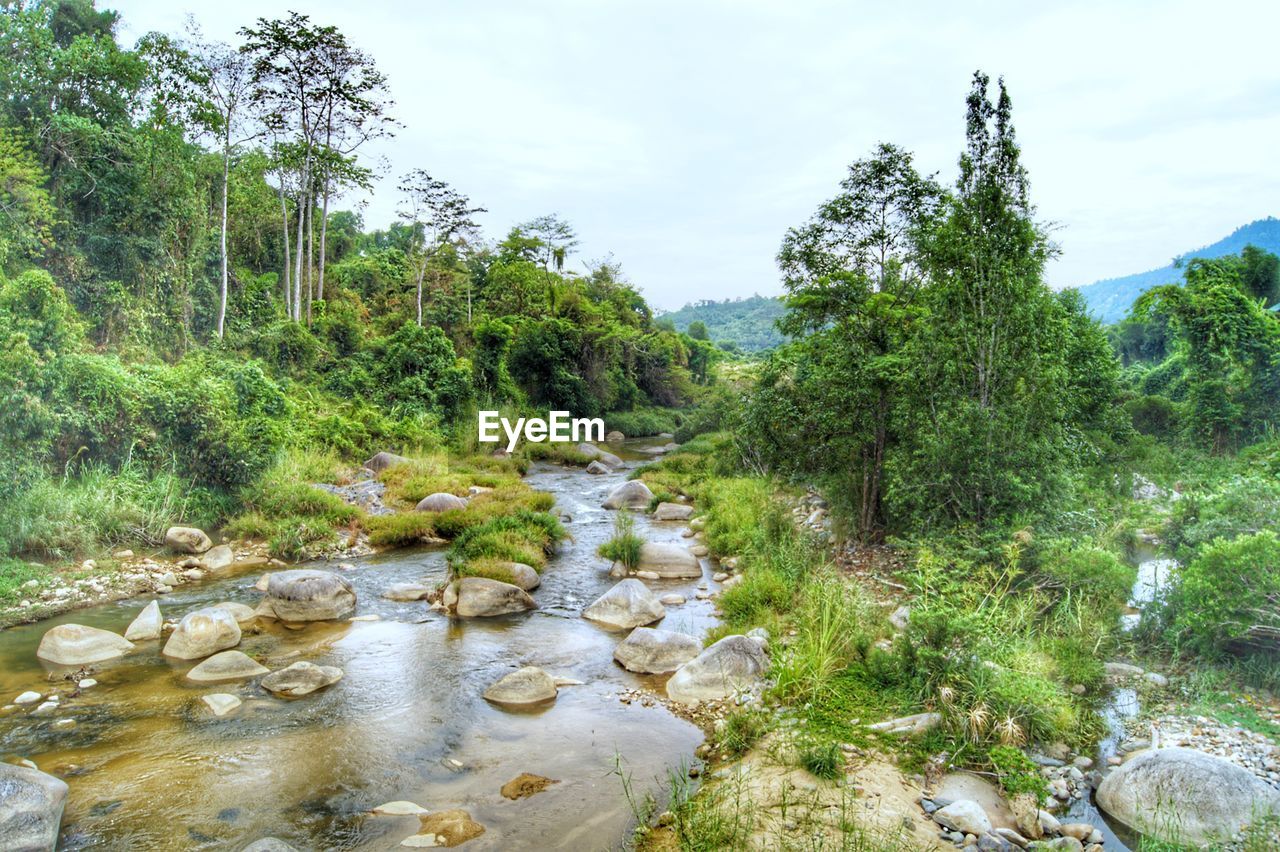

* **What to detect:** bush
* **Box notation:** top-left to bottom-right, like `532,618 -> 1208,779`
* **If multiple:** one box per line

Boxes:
1165,476 -> 1280,562
604,407 -> 678,437
798,740 -> 843,780
599,512 -> 643,570
718,708 -> 770,756
1165,531 -> 1280,655
1126,394 -> 1179,439
988,745 -> 1048,804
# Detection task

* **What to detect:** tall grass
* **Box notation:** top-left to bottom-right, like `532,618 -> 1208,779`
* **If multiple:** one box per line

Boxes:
598,512 -> 643,570
0,461 -> 229,558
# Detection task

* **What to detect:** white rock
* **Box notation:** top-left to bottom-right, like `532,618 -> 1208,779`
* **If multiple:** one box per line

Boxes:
201,693 -> 242,716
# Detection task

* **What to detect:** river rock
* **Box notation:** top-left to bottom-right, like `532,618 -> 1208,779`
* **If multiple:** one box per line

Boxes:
659,593 -> 686,606
384,583 -> 432,602
652,502 -> 694,521
262,570 -> 356,621
636,542 -> 702,579
666,635 -> 769,704
163,607 -> 241,659
605,430 -> 625,442
500,562 -> 541,591
445,577 -> 537,617
415,492 -> 467,513
1096,746 -> 1280,845
201,693 -> 243,716
500,773 -> 560,799
261,661 -> 343,697
363,451 -> 411,473
36,624 -> 134,666
577,443 -> 623,468
241,839 -> 300,851
483,666 -> 558,707
405,809 -> 485,847
602,480 -> 654,510
613,627 -> 701,673
202,544 -> 234,571
125,600 -> 164,641
210,601 -> 257,625
164,526 -> 212,554
372,801 -> 429,816
585,460 -> 611,475
935,772 -> 1017,831
583,579 -> 665,629
934,799 -> 993,836
0,762 -> 68,851
186,650 -> 269,682
14,691 -> 42,705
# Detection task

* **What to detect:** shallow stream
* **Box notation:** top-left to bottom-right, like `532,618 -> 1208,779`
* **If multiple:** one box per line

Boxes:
0,443 -> 719,850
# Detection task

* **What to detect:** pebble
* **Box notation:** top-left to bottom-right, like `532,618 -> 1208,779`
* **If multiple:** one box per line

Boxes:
14,691 -> 42,705
77,679 -> 97,690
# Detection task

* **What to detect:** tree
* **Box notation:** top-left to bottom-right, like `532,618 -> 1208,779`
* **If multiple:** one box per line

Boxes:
397,170 -> 485,326
687,320 -> 709,340
1135,255 -> 1280,452
144,20 -> 256,338
1241,244 -> 1280,307
762,143 -> 942,541
521,214 -> 579,311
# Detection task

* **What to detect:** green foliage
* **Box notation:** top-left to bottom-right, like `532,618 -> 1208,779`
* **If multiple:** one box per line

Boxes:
987,745 -> 1048,804
599,512 -> 643,571
603,407 -> 678,437
660,295 -> 787,352
1164,531 -> 1280,655
1165,475 -> 1280,562
798,740 -> 843,780
718,708 -> 771,757
364,512 -> 438,548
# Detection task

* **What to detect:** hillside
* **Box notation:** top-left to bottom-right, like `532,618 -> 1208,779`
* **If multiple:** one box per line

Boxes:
659,294 -> 787,351
1075,217 -> 1280,323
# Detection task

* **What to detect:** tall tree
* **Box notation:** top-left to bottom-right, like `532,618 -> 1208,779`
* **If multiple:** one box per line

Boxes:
397,170 -> 485,326
522,213 -> 579,311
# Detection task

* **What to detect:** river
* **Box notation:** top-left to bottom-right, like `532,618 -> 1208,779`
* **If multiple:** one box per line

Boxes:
0,444 -> 720,850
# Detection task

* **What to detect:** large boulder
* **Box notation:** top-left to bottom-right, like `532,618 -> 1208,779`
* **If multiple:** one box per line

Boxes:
210,601 -> 257,625
605,430 -> 626,443
583,579 -> 665,630
666,635 -> 770,704
163,607 -> 241,660
483,666 -> 558,707
636,542 -> 702,579
652,502 -> 693,521
613,627 -> 701,673
1097,747 -> 1280,845
261,661 -> 343,697
415,492 -> 467,513
164,526 -> 212,554
602,480 -> 653,510
363,451 -> 411,473
444,577 -> 536,617
577,443 -> 623,469
124,600 -> 163,641
0,762 -> 68,852
203,544 -> 234,571
585,460 -> 611,475
499,562 -> 540,591
262,570 -> 356,621
383,583 -> 432,602
933,799 -> 993,836
36,624 -> 133,666
186,650 -> 269,682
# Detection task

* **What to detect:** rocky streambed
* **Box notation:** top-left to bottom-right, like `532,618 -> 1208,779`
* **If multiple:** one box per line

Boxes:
0,442 -> 739,850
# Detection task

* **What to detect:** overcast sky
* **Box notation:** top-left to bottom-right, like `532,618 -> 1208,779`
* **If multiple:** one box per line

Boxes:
112,0 -> 1280,311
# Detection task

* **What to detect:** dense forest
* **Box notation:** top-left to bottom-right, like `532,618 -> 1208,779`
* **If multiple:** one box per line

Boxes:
658,294 -> 786,353
2,2 -> 1279,850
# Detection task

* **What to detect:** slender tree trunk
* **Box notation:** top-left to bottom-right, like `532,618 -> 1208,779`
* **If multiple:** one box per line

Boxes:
305,185 -> 314,325
217,131 -> 231,339
318,181 -> 331,304
278,178 -> 291,319
416,259 -> 426,326
292,164 -> 307,322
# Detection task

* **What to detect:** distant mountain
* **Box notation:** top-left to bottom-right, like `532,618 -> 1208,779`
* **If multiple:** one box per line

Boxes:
1074,218 -> 1280,324
659,295 -> 787,352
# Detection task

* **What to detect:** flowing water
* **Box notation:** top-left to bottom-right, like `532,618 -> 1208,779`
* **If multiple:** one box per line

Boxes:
0,443 -> 721,850
1066,545 -> 1177,850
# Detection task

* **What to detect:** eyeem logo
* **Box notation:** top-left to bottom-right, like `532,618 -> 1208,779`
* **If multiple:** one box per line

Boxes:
478,410 -> 604,453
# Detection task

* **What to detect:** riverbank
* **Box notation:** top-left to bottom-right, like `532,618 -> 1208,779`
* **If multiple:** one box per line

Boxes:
621,437 -> 1280,851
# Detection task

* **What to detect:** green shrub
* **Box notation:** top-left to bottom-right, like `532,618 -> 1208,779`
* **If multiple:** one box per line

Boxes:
604,407 -> 678,437
448,510 -> 565,570
988,745 -> 1048,804
1165,531 -> 1280,655
1166,476 -> 1280,561
718,708 -> 770,756
599,512 -> 643,570
798,740 -> 843,780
